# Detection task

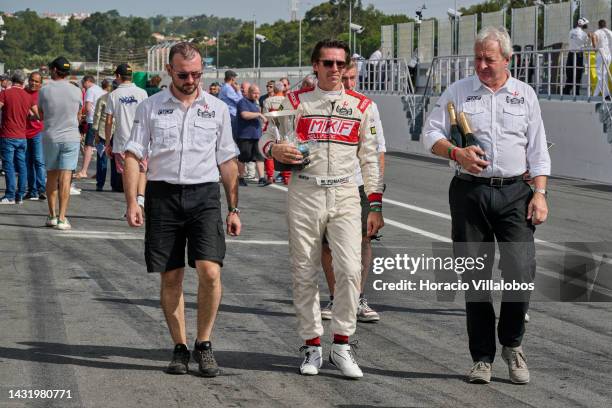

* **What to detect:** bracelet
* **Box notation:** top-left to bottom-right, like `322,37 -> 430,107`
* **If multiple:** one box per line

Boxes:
447,146 -> 454,158
369,199 -> 382,213
450,147 -> 458,161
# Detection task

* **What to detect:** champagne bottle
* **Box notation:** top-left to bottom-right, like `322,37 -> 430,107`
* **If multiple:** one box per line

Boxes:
447,102 -> 463,147
458,111 -> 486,160
457,111 -> 476,147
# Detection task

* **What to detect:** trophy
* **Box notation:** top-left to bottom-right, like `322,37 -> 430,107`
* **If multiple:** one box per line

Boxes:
264,109 -> 312,171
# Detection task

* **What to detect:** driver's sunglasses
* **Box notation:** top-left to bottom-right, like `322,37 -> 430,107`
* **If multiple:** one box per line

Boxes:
320,59 -> 347,69
174,70 -> 203,80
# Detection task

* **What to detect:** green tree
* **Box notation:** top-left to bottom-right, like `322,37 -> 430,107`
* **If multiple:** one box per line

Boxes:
127,17 -> 152,48
80,11 -> 126,60
0,9 -> 64,70
63,17 -> 91,58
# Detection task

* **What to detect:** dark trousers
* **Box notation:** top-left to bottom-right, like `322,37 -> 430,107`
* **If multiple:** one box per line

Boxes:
109,137 -> 123,192
563,52 -> 584,95
96,139 -> 108,190
449,176 -> 536,363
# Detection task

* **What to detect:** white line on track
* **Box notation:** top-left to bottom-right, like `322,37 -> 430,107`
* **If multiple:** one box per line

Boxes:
271,184 -> 451,242
382,197 -> 452,220
270,183 -> 612,266
54,183 -> 612,265
56,230 -> 289,245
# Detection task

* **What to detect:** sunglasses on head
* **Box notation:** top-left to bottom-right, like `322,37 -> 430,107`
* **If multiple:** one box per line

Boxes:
174,70 -> 203,80
320,59 -> 347,69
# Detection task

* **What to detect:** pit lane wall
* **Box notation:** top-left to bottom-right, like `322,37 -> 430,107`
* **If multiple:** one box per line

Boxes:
367,94 -> 612,185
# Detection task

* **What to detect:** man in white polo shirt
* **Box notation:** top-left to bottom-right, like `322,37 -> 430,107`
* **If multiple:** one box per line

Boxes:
105,64 -> 148,205
123,42 -> 240,377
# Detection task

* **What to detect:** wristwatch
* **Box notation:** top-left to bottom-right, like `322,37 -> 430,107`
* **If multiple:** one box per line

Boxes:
228,207 -> 241,215
533,188 -> 547,197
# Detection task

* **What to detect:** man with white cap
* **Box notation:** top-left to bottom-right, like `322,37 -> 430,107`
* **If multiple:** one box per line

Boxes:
563,18 -> 590,96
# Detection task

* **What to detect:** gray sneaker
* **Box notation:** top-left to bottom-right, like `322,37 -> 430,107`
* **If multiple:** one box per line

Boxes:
501,346 -> 530,384
468,361 -> 492,384
357,297 -> 380,322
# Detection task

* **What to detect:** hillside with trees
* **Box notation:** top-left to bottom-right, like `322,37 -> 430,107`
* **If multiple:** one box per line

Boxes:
0,0 -> 567,71
0,0 -> 410,70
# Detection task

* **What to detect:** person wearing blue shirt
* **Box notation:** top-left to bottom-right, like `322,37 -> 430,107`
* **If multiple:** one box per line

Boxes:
236,84 -> 269,186
218,70 -> 242,140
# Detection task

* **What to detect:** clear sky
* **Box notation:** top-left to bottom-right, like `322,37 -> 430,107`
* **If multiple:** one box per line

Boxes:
1,0 -> 483,24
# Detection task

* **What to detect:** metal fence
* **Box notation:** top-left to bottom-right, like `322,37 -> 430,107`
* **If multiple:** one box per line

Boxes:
428,48 -> 611,100
355,58 -> 415,95
353,51 -> 612,138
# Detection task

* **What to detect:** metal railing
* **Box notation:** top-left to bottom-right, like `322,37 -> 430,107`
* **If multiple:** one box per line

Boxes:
597,60 -> 612,134
428,48 -> 611,100
355,58 -> 415,95
354,58 -> 422,135
426,48 -> 612,133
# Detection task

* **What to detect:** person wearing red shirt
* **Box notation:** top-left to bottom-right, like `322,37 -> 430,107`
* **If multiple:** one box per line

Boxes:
0,70 -> 35,204
24,72 -> 46,201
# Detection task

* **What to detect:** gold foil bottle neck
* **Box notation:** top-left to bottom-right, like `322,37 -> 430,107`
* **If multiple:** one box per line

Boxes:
447,102 -> 458,125
458,111 -> 473,135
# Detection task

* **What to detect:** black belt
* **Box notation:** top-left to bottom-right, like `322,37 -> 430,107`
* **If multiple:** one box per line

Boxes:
147,180 -> 216,190
455,173 -> 523,187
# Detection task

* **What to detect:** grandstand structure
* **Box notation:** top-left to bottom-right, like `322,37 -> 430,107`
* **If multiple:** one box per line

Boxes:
365,0 -> 612,185
380,0 -> 610,65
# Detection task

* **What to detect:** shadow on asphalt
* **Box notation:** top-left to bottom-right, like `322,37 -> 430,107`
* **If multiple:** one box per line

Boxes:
93,297 -> 294,317
264,298 -> 465,316
0,212 -> 123,222
572,183 -> 612,193
1,343 -> 166,371
0,222 -> 48,229
2,342 -> 466,381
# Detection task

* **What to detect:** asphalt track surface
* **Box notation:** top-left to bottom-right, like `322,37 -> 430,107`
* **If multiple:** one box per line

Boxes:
1,152 -> 611,408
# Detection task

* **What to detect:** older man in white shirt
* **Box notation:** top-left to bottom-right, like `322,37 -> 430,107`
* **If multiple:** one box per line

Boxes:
423,27 -> 551,386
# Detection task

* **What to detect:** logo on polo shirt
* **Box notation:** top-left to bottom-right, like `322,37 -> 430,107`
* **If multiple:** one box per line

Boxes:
119,95 -> 138,105
197,105 -> 215,118
157,108 -> 174,115
466,95 -> 482,102
506,96 -> 525,105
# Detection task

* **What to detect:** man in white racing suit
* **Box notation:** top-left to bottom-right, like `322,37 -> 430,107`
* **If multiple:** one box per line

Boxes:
259,39 -> 384,379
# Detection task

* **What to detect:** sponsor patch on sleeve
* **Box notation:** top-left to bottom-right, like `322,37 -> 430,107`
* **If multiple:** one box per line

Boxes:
357,97 -> 371,113
370,126 -> 377,135
287,92 -> 300,109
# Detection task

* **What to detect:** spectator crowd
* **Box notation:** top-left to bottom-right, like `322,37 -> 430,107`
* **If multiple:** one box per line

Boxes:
0,55 -> 306,229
